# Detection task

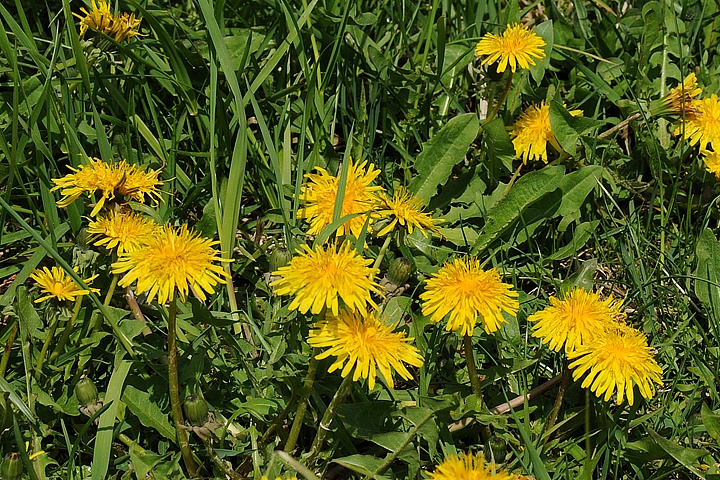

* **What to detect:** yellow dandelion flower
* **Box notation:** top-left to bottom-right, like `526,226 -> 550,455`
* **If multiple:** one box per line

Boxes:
112,224 -> 230,304
308,310 -> 423,390
261,476 -> 298,480
270,242 -> 381,315
428,452 -> 514,480
375,187 -> 442,237
652,72 -> 702,116
298,159 -> 383,239
511,101 -> 583,164
528,288 -> 624,353
675,94 -> 720,150
703,151 -> 720,179
475,23 -> 546,73
420,258 -> 519,336
568,324 -> 663,405
74,0 -> 143,43
30,266 -> 99,303
87,210 -> 159,254
51,158 -> 163,216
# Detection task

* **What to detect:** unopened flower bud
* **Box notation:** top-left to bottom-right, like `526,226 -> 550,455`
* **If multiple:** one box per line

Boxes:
387,257 -> 412,286
2,453 -> 23,480
269,248 -> 293,272
483,435 -> 507,462
184,394 -> 209,427
75,377 -> 99,407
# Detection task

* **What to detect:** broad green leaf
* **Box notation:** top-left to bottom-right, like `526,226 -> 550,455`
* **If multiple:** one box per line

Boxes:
333,454 -> 390,479
409,113 -> 479,202
648,427 -> 710,479
530,21 -> 554,85
472,166 -> 565,254
549,101 -> 606,155
640,3 -> 663,68
702,403 -> 720,445
546,221 -> 599,261
122,385 -> 175,441
694,229 -> 720,324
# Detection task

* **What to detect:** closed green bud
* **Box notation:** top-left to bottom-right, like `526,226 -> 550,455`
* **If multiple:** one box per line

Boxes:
2,453 -> 23,480
387,257 -> 412,286
75,377 -> 99,407
184,394 -> 209,427
269,248 -> 293,272
483,435 -> 507,462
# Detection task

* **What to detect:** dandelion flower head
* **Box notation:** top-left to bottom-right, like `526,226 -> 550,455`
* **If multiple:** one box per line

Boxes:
298,159 -> 383,239
30,266 -> 99,304
75,0 -> 143,43
475,23 -> 546,73
662,73 -> 702,115
112,224 -> 229,304
428,452 -> 514,480
51,158 -> 163,216
568,324 -> 663,405
703,151 -> 720,179
675,94 -> 720,150
270,242 -> 381,315
87,210 -> 158,254
420,258 -> 519,336
511,101 -> 582,164
261,477 -> 298,480
308,310 -> 423,390
375,187 -> 442,237
528,287 -> 625,353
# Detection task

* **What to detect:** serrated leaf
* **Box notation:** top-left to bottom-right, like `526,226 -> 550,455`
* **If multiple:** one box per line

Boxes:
122,385 -> 175,441
472,166 -> 565,254
409,113 -> 479,202
648,427 -> 710,479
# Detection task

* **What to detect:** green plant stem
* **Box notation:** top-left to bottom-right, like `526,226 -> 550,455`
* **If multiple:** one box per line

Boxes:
0,321 -> 18,377
483,72 -> 514,124
584,388 -> 592,480
124,287 -> 152,337
307,373 -> 353,464
35,309 -> 60,380
118,433 -> 148,456
91,273 -> 119,334
284,349 -> 321,453
544,364 -> 571,437
50,297 -> 83,362
367,409 -> 435,479
201,436 -> 243,480
501,162 -> 524,199
463,334 -> 491,441
372,235 -> 393,272
168,297 -> 199,477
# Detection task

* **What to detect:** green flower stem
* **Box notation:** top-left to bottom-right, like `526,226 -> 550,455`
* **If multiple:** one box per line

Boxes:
372,235 -> 393,272
201,436 -> 243,480
50,297 -> 83,362
0,321 -> 18,377
544,363 -> 571,437
124,286 -> 152,337
91,272 -> 119,334
284,349 -> 321,453
584,388 -> 592,480
483,72 -> 514,125
463,334 -> 491,441
168,297 -> 199,477
35,309 -> 60,380
118,433 -> 148,456
307,373 -> 353,464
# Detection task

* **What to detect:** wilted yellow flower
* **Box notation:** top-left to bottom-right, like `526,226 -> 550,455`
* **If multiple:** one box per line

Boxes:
428,452 -> 514,480
113,224 -> 229,304
270,242 -> 381,315
652,73 -> 702,116
87,210 -> 158,254
298,159 -> 383,239
528,288 -> 624,353
75,0 -> 143,43
675,94 -> 720,150
420,258 -> 519,336
308,310 -> 423,390
375,187 -> 442,237
51,158 -> 163,216
511,101 -> 583,164
475,23 -> 546,73
30,266 -> 99,303
568,324 -> 663,405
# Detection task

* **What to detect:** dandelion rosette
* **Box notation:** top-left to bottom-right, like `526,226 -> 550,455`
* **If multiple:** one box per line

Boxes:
675,94 -> 720,150
30,266 -> 99,303
87,210 -> 158,254
528,287 -> 625,353
298,159 -> 383,239
51,158 -> 163,216
428,452 -> 514,480
308,310 -> 423,390
74,0 -> 143,43
567,324 -> 663,405
270,242 -> 381,315
112,224 -> 229,304
420,258 -> 519,336
475,23 -> 546,73
511,101 -> 582,164
375,187 -> 442,237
